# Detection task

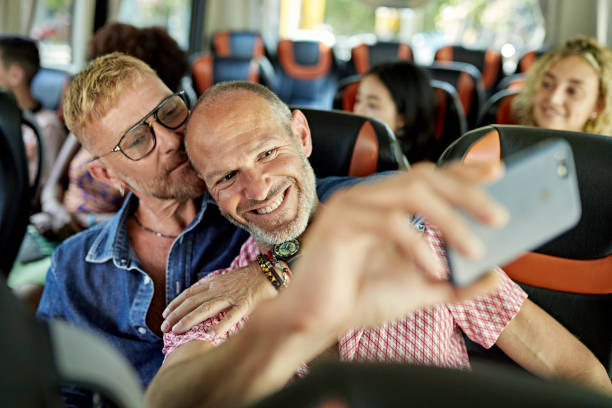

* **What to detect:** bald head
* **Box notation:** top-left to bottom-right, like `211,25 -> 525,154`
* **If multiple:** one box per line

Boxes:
185,82 -> 294,174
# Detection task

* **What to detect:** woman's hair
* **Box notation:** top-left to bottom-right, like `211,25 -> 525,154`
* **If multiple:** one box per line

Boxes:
87,22 -> 188,92
512,36 -> 612,135
366,61 -> 436,162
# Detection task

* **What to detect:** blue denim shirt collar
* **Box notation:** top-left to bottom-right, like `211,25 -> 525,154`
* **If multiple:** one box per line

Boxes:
85,192 -> 209,269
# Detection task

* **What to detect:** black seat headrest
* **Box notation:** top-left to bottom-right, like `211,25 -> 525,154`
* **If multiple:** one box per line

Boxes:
298,108 -> 407,178
0,89 -> 31,274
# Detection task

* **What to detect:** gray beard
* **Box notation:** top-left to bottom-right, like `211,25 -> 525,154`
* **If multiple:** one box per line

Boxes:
220,160 -> 317,246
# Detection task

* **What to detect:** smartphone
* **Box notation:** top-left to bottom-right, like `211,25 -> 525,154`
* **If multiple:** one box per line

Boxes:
447,138 -> 581,286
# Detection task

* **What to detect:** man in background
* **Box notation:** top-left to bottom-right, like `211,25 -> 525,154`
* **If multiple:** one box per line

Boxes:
0,35 -> 66,187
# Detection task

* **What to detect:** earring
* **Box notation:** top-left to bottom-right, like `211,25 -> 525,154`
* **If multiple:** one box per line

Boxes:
119,185 -> 125,197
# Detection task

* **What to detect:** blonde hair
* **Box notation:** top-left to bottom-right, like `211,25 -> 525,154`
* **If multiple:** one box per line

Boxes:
63,52 -> 155,148
512,36 -> 612,136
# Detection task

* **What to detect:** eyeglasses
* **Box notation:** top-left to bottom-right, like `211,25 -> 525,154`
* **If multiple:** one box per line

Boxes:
90,90 -> 190,162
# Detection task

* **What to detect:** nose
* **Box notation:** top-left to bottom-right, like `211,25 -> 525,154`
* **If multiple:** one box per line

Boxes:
354,101 -> 365,115
242,168 -> 272,202
152,120 -> 183,154
549,85 -> 565,106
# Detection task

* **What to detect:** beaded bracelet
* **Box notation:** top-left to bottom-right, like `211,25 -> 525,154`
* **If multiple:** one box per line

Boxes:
267,251 -> 291,282
256,254 -> 282,289
263,253 -> 289,288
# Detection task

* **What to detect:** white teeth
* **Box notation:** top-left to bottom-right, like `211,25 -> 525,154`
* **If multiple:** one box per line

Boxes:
256,194 -> 284,214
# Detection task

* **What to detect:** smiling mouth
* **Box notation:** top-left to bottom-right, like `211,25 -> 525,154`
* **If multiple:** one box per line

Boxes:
251,186 -> 289,215
540,106 -> 563,118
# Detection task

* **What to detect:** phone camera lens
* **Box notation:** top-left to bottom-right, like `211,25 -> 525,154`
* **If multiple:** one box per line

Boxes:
557,160 -> 568,178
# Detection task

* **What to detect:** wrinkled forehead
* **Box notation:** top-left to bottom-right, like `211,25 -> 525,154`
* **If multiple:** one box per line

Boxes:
188,91 -> 278,144
186,93 -> 286,170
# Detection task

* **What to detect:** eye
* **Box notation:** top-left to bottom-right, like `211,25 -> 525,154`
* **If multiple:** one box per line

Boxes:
541,80 -> 554,90
258,148 -> 278,161
216,170 -> 237,185
566,86 -> 584,98
122,128 -> 150,150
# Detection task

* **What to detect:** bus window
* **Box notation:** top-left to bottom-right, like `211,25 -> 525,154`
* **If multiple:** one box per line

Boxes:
414,0 -> 545,70
30,0 -> 74,67
117,0 -> 191,50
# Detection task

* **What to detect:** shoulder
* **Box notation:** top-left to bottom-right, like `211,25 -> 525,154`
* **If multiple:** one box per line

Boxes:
316,171 -> 399,202
51,222 -> 110,264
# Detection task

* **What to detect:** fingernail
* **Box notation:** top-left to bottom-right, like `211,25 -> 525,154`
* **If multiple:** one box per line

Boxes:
466,237 -> 485,259
162,308 -> 169,318
172,323 -> 183,333
161,321 -> 169,333
495,207 -> 510,227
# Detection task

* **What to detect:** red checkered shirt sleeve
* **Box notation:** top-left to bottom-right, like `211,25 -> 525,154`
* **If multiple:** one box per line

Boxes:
448,271 -> 527,348
426,223 -> 528,349
162,236 -> 260,357
338,223 -> 528,370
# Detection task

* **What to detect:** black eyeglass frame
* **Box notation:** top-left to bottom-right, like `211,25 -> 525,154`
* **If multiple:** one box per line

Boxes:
90,90 -> 190,162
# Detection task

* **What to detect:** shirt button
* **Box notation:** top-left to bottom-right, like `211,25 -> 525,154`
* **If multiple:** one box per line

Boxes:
143,276 -> 151,285
137,327 -> 147,335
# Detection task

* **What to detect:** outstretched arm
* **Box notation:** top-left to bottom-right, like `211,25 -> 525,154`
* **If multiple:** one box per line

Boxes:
496,298 -> 612,394
145,161 -> 507,408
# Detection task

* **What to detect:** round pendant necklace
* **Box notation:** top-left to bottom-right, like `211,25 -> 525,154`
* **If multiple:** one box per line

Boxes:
132,214 -> 179,239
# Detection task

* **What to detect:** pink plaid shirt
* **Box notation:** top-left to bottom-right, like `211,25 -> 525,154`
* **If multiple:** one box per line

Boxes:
164,225 -> 527,372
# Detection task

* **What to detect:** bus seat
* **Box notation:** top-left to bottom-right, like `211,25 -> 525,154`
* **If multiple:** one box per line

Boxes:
333,74 -> 361,111
31,67 -> 71,120
298,107 -> 408,178
430,79 -> 467,158
0,272 -> 145,407
515,49 -> 549,74
0,90 -> 32,275
496,73 -> 525,92
252,361 -> 612,408
349,41 -> 413,75
438,125 -> 612,375
191,54 -> 276,95
211,30 -> 266,59
435,45 -> 504,95
424,61 -> 486,130
477,89 -> 519,127
273,40 -> 338,109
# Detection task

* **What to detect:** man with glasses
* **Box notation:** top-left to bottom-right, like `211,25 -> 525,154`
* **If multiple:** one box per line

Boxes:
35,53 -> 262,392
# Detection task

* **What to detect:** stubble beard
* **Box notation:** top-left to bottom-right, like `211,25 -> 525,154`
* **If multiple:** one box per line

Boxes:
119,160 -> 205,202
221,157 -> 317,245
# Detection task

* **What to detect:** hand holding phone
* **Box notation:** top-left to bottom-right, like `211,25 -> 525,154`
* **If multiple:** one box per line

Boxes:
447,138 -> 581,286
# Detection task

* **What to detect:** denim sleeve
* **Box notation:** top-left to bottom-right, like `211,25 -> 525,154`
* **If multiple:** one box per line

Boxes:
36,252 -> 66,322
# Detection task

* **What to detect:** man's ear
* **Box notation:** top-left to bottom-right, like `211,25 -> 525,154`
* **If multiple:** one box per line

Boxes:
290,109 -> 313,158
87,160 -> 124,191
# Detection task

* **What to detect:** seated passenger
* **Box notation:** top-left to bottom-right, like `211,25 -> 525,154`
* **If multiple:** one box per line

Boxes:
147,81 -> 612,408
354,61 -> 436,162
512,36 -> 612,135
33,22 -> 189,241
17,24 -> 190,313
0,35 -> 67,188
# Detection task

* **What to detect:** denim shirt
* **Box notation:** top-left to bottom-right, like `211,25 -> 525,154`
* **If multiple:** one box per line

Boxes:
36,176 -> 364,389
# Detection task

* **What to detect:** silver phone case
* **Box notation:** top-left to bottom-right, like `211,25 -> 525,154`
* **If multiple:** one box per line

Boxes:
447,138 -> 582,286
